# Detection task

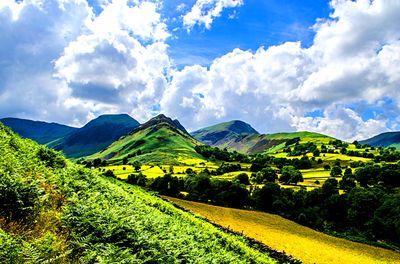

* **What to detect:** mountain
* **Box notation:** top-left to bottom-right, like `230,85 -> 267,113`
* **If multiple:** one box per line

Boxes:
195,124 -> 335,154
360,131 -> 400,149
50,114 -> 140,158
191,120 -> 259,146
0,117 -> 77,144
89,114 -> 204,164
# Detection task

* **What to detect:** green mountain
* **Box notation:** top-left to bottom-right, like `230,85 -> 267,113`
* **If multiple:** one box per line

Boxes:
0,117 -> 77,144
195,124 -> 335,154
360,131 -> 400,149
89,114 -> 204,165
191,120 -> 259,146
50,114 -> 140,158
0,123 -> 276,263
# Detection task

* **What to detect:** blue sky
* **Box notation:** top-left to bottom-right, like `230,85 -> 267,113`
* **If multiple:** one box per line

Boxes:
164,0 -> 331,67
0,0 -> 399,141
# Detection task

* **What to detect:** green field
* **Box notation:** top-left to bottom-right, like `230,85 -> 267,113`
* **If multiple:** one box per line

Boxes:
168,197 -> 400,264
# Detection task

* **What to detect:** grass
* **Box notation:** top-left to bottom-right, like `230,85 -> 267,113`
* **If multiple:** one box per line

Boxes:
168,198 -> 400,264
0,122 -> 279,263
89,122 -> 204,165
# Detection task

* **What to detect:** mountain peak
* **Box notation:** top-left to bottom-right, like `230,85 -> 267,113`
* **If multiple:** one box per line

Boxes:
135,114 -> 190,135
83,114 -> 139,129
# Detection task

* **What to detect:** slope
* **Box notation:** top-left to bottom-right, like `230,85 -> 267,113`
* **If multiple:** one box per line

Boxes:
197,127 -> 335,154
0,122 -> 277,263
360,131 -> 400,149
89,114 -> 205,165
169,197 -> 400,264
0,117 -> 77,144
50,114 -> 140,158
192,120 -> 259,146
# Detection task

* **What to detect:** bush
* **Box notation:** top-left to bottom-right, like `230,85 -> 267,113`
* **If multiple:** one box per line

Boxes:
0,173 -> 41,221
37,148 -> 66,168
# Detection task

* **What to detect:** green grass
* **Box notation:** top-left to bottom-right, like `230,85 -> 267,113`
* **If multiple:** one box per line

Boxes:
89,122 -> 205,165
0,122 -> 278,263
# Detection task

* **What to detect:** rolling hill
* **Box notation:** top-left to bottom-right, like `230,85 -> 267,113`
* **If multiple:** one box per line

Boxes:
89,114 -> 205,165
49,114 -> 140,158
191,120 -> 259,146
193,121 -> 335,154
0,117 -> 77,144
360,131 -> 400,149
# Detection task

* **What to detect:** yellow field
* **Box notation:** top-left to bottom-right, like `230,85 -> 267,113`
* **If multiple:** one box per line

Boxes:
167,197 -> 400,264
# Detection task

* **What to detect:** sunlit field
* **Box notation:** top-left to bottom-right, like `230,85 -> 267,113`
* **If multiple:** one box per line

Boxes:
168,198 -> 400,264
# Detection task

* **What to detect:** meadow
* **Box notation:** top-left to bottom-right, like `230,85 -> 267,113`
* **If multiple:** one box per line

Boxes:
168,197 -> 400,264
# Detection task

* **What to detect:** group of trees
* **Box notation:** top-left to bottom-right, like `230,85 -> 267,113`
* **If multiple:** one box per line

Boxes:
194,145 -> 250,162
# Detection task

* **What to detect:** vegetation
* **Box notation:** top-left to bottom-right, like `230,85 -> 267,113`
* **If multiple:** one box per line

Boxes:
0,123 -> 277,263
169,197 -> 400,264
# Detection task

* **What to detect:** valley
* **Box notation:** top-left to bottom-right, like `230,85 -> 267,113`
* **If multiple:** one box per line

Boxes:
1,114 -> 400,263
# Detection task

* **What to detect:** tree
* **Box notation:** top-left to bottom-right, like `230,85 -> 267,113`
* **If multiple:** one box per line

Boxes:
313,149 -> 320,157
122,157 -> 128,165
251,167 -> 277,184
354,164 -> 381,187
252,182 -> 281,211
330,166 -> 342,177
279,166 -> 303,184
127,172 -> 147,187
234,173 -> 250,185
132,161 -> 142,172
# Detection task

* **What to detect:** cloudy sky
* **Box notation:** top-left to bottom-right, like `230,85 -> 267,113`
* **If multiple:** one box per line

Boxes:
0,0 -> 399,141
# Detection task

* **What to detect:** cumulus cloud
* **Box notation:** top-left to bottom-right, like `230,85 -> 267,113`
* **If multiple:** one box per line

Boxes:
0,0 -> 170,125
183,0 -> 243,30
162,0 -> 400,140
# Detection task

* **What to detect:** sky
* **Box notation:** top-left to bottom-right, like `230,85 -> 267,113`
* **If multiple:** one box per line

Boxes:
0,0 -> 399,141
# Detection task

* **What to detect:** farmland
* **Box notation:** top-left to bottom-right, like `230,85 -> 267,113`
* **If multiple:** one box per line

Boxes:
168,197 -> 400,264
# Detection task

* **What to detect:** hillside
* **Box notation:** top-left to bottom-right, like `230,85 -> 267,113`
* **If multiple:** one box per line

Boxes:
360,131 -> 400,149
49,114 -> 140,158
192,120 -> 259,146
0,117 -> 77,144
199,129 -> 335,154
169,198 -> 400,264
0,122 -> 277,263
89,114 -> 205,165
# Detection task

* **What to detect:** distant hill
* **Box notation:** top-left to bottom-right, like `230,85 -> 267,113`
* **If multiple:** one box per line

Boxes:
50,114 -> 140,158
193,122 -> 335,154
0,117 -> 77,144
191,120 -> 259,146
360,131 -> 400,149
89,114 -> 204,164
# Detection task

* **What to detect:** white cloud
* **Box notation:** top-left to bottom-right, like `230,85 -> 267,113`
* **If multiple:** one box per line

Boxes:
183,0 -> 243,30
162,0 -> 400,140
0,0 -> 170,125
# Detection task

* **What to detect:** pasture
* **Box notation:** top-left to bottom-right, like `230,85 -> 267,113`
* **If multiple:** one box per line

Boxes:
168,198 -> 400,264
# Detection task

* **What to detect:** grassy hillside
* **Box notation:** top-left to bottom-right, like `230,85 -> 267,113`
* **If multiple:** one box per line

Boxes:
192,120 -> 259,146
169,198 -> 400,264
214,131 -> 335,154
49,114 -> 140,158
0,117 -> 77,144
89,115 -> 205,165
360,131 -> 400,149
0,122 -> 277,263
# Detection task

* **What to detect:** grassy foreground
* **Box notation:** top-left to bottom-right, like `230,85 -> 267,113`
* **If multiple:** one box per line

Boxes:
168,197 -> 400,264
0,123 -> 277,263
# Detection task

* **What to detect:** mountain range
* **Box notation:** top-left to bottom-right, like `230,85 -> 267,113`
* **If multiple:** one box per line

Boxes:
1,114 -> 399,161
359,132 -> 400,149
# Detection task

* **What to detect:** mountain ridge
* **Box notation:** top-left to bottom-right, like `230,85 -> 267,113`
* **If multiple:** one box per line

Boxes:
0,117 -> 78,144
360,131 -> 400,149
